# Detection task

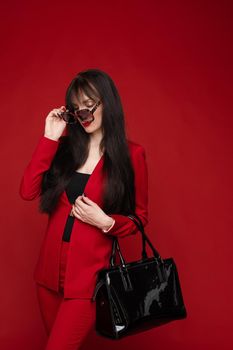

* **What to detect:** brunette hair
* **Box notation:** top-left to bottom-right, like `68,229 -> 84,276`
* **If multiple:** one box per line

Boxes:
39,68 -> 136,215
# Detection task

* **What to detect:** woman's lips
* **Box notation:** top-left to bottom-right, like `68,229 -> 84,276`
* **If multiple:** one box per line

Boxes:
82,121 -> 92,127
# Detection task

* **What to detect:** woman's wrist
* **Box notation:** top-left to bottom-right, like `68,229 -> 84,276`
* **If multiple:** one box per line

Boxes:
101,216 -> 115,233
43,133 -> 59,142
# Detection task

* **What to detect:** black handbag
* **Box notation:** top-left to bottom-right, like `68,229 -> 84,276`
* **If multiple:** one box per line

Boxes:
92,213 -> 187,339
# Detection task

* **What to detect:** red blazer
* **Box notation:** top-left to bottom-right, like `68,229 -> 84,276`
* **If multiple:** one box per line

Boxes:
19,135 -> 148,299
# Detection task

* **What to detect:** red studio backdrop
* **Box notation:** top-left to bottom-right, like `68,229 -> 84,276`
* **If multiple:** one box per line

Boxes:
1,1 -> 232,349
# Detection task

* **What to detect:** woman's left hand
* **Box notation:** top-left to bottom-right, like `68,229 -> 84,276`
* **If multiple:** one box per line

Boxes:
71,194 -> 112,230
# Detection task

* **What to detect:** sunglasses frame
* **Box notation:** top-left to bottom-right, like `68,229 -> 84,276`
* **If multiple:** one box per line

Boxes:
61,99 -> 102,124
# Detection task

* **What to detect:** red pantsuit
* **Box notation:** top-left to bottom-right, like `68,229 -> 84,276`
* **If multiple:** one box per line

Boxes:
19,135 -> 148,348
36,241 -> 96,349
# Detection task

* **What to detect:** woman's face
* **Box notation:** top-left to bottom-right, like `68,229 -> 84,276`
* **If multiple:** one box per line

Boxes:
70,90 -> 103,134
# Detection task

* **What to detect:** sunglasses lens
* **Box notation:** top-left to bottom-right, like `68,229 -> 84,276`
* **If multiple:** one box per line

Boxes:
62,112 -> 75,124
76,110 -> 93,122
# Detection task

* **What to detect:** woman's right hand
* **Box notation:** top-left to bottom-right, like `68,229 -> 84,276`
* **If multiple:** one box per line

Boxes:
44,106 -> 67,141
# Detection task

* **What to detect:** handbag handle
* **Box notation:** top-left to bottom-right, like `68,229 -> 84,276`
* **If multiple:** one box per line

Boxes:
110,213 -> 147,267
109,213 -> 148,267
128,213 -> 147,256
109,214 -> 163,268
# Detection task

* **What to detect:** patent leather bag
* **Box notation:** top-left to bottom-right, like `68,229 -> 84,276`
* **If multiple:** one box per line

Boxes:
92,213 -> 187,339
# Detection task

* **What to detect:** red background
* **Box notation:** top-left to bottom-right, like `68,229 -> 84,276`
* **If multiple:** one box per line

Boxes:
1,0 -> 233,349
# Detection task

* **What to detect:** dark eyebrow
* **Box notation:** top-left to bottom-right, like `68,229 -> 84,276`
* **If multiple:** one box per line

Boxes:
72,99 -> 93,106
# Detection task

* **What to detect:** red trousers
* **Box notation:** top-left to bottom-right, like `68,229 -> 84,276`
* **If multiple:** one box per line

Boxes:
35,240 -> 96,350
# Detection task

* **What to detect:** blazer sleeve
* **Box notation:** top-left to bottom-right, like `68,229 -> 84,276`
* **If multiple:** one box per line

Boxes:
19,135 -> 60,200
104,145 -> 149,238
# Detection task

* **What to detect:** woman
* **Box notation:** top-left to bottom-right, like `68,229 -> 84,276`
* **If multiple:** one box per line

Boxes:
19,68 -> 148,349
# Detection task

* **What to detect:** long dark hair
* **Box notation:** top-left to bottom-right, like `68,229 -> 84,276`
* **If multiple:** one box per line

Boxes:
39,68 -> 136,215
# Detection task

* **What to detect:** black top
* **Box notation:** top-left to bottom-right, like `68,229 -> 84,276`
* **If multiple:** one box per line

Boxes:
62,171 -> 91,242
